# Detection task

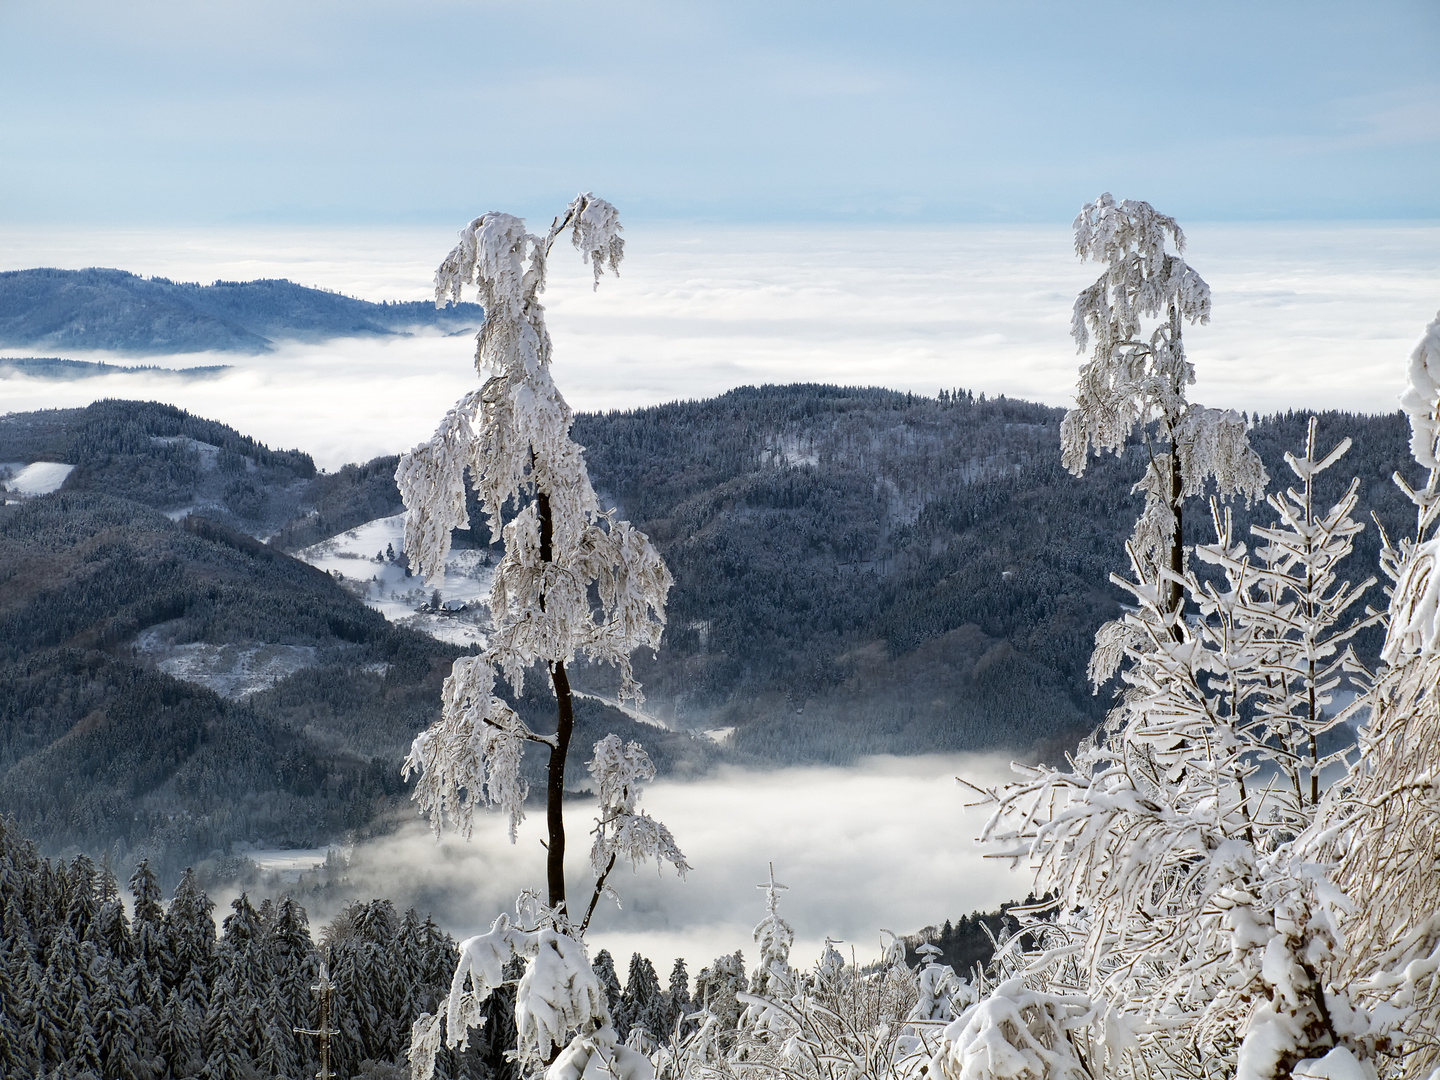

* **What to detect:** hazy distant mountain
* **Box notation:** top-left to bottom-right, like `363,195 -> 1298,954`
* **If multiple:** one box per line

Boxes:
0,355 -> 230,379
0,267 -> 484,353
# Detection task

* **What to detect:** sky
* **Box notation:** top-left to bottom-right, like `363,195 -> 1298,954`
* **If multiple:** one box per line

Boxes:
1,0 -> 1437,226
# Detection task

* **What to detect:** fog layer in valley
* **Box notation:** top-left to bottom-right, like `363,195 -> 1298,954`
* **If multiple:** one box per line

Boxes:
232,754 -> 1022,975
2,224 -> 1437,469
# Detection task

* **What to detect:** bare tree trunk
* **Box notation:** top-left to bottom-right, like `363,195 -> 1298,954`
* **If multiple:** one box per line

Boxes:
1168,452 -> 1185,622
1166,305 -> 1186,625
535,487 -> 573,914
547,660 -> 573,913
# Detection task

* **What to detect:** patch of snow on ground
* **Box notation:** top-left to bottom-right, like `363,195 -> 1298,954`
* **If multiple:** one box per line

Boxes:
702,727 -> 735,745
295,513 -> 493,647
2,461 -> 75,496
573,689 -> 672,731
134,627 -> 318,698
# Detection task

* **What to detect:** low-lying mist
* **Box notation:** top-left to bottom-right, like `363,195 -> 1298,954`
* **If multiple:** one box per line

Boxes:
227,753 -> 1025,974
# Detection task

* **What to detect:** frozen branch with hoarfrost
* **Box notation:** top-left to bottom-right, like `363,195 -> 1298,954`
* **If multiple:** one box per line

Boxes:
966,414 -> 1379,1080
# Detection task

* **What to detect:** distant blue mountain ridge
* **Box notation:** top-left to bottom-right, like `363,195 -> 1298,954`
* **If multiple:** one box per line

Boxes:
0,267 -> 484,354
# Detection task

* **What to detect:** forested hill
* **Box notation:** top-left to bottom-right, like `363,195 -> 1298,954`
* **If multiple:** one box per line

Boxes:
570,386 -> 1418,762
0,392 -> 1418,867
0,268 -> 484,353
0,402 -> 706,885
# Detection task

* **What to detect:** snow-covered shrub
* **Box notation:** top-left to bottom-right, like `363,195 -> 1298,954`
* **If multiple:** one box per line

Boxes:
956,311 -> 1440,1080
926,980 -> 1092,1080
667,877 -> 958,1080
1300,313 -> 1440,1080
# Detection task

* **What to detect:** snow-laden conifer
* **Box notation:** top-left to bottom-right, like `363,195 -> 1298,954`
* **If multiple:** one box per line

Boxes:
623,953 -> 668,1048
960,414 -> 1381,1080
667,958 -> 692,1041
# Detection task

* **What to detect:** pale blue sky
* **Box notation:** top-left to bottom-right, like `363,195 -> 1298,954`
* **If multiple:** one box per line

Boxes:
2,0 -> 1436,226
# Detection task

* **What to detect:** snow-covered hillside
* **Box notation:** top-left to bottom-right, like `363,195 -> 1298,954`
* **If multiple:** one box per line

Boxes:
0,460 -> 74,501
295,513 -> 493,647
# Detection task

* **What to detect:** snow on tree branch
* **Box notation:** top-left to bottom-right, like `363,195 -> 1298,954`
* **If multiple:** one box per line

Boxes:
400,197 -> 686,1080
401,655 -> 547,842
586,735 -> 690,884
1398,312 -> 1440,471
1060,195 -> 1265,626
968,417 -> 1381,1080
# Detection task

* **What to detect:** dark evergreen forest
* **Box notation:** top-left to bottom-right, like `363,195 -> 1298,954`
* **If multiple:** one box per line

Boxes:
571,387 -> 1417,761
0,814 -> 1024,1079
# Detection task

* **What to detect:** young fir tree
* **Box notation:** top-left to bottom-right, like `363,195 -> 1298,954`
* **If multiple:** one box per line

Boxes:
35,923 -> 82,1071
594,949 -> 624,1026
666,958 -> 692,1040
87,950 -> 148,1080
164,868 -> 216,1004
622,953 -> 667,1047
401,196 -> 685,1080
200,969 -> 250,1080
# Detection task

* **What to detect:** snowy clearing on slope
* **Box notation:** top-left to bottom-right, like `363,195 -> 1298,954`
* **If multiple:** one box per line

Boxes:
294,513 -> 493,647
134,626 -> 319,699
1,461 -> 75,497
242,846 -> 340,883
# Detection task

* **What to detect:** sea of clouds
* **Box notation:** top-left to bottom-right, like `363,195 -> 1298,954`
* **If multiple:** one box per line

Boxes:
2,222 -> 1437,470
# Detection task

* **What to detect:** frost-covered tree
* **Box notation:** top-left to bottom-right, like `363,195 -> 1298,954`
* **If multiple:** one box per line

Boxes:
1062,193 -> 1266,621
623,953 -> 668,1047
964,416 -> 1377,1080
938,316 -> 1440,1080
1298,311 -> 1440,1080
667,959 -> 692,1040
401,195 -> 684,1080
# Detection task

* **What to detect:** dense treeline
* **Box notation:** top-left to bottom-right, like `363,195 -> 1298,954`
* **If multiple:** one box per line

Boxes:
0,268 -> 484,354
0,357 -> 231,380
0,813 -> 1025,1079
0,817 -> 516,1079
